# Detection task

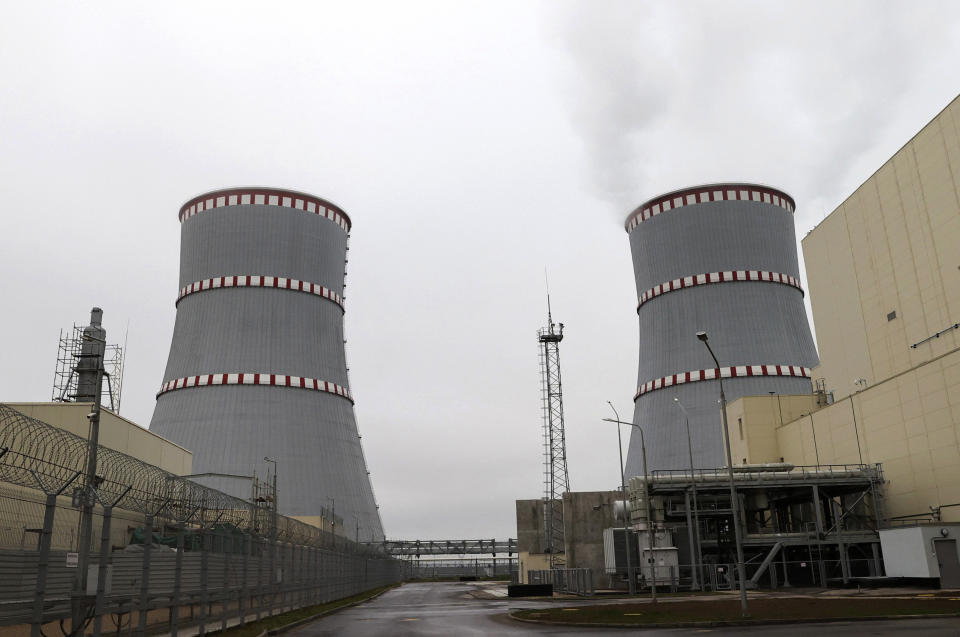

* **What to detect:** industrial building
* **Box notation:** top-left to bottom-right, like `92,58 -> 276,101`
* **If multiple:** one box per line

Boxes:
0,402 -> 192,551
724,94 -> 960,584
624,183 -> 819,474
746,94 -> 960,523
518,94 -> 960,591
150,188 -> 384,541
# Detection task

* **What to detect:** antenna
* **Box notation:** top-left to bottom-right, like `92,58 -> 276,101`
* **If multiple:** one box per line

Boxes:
537,284 -> 569,567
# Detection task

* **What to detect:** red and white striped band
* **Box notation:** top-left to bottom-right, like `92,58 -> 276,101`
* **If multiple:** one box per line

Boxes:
176,275 -> 343,309
179,188 -> 350,233
634,364 -> 811,400
625,184 -> 794,233
157,373 -> 353,403
638,270 -> 803,311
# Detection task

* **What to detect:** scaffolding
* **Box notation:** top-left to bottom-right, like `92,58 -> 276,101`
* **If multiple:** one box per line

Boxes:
51,325 -> 124,413
538,298 -> 569,567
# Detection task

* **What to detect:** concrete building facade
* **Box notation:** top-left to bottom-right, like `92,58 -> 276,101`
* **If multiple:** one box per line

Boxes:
728,94 -> 960,524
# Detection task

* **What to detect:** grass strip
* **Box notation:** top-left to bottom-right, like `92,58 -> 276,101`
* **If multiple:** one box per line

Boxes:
512,596 -> 960,626
209,584 -> 398,637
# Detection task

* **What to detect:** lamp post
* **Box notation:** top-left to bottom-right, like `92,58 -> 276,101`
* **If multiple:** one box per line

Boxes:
695,331 -> 749,616
603,415 -> 657,603
673,397 -> 703,591
607,402 -> 634,595
328,497 -> 336,548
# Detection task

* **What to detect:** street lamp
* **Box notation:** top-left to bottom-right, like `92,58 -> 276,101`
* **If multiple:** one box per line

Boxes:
328,497 -> 336,547
603,414 -> 657,603
695,331 -> 749,616
673,397 -> 703,591
607,402 -> 635,595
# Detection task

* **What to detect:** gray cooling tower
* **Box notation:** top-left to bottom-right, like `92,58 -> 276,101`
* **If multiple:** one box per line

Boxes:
623,184 -> 819,476
150,187 -> 384,540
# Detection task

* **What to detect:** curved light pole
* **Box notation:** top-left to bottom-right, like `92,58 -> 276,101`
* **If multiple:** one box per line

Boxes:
607,402 -> 634,595
673,397 -> 703,591
696,331 -> 749,617
603,415 -> 657,603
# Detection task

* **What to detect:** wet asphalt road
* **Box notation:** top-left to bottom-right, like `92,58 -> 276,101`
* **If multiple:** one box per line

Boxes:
291,581 -> 960,636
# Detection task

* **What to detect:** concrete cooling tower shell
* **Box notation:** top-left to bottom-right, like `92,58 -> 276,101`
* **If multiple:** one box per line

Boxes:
623,184 -> 819,477
150,187 -> 384,541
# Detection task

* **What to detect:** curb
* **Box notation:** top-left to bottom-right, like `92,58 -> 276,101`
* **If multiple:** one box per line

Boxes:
255,584 -> 400,637
508,611 -> 960,629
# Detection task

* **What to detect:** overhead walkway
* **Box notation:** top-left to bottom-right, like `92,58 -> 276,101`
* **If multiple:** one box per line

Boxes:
366,539 -> 517,556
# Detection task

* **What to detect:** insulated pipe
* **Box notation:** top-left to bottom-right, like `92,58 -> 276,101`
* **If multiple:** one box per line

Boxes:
630,469 -> 871,485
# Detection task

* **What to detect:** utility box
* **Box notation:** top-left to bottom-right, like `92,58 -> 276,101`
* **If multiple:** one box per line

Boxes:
880,524 -> 960,586
641,546 -> 679,587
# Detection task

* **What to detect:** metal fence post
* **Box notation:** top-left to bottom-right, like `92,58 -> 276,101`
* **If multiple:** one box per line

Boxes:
268,537 -> 276,616
170,521 -> 184,637
30,493 -> 59,637
199,528 -> 209,637
297,542 -> 305,609
240,533 -> 249,626
93,505 -> 114,637
137,514 -> 154,637
221,528 -> 230,632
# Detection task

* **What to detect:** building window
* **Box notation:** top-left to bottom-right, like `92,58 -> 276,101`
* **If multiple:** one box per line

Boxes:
738,417 -> 743,440
887,310 -> 897,321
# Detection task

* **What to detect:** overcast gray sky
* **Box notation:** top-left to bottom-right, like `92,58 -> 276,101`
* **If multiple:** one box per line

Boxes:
1,1 -> 958,541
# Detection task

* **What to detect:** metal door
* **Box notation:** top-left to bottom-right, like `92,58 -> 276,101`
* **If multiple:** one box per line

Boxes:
934,539 -> 960,588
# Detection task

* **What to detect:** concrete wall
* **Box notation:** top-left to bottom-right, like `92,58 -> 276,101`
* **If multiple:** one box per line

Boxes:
726,394 -> 819,465
803,94 -> 960,400
561,491 -> 621,584
515,499 -> 545,555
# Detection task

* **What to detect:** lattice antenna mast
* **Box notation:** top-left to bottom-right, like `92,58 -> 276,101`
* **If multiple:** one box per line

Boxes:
538,293 -> 570,567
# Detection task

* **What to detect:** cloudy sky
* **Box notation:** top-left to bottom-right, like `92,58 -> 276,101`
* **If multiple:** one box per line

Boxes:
2,1 -> 958,541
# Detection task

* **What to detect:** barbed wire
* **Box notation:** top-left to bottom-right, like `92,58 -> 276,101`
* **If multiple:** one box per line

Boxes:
0,404 -> 354,549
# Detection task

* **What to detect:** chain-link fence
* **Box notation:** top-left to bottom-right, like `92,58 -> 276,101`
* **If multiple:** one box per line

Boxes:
527,568 -> 594,595
609,555 -> 883,593
0,404 -> 401,637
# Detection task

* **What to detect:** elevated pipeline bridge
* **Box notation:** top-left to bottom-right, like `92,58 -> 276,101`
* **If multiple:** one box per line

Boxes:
365,539 -> 517,557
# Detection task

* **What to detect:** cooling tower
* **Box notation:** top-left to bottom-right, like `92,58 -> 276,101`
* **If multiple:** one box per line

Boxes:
623,184 -> 819,476
150,187 -> 384,541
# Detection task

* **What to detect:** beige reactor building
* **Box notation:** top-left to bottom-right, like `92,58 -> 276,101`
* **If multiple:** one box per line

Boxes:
728,94 -> 960,524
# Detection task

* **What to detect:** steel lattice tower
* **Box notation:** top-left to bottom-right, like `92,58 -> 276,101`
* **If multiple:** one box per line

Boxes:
538,298 -> 569,566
